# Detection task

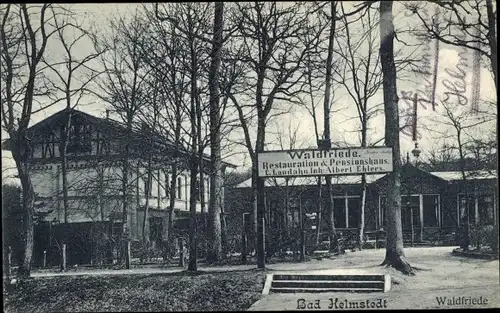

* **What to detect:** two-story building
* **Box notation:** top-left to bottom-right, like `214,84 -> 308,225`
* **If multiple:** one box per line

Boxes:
2,108 -> 234,266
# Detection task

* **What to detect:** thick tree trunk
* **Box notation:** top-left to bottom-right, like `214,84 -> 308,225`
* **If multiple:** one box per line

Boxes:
379,1 -> 413,275
11,141 -> 35,279
323,1 -> 338,253
207,1 -> 224,263
359,174 -> 367,251
256,119 -> 266,268
188,28 -> 199,271
121,118 -> 132,269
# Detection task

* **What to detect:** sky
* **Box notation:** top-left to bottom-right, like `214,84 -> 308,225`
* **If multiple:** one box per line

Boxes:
1,2 -> 497,183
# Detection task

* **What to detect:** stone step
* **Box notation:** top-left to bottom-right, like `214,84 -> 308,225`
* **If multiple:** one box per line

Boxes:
269,287 -> 383,293
262,274 -> 391,295
271,280 -> 385,289
272,274 -> 385,282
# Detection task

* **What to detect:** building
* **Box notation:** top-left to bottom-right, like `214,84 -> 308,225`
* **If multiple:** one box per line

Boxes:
2,108 -> 234,266
226,163 -> 497,253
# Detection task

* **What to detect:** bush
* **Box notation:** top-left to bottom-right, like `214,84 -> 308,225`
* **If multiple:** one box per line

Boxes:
470,225 -> 495,249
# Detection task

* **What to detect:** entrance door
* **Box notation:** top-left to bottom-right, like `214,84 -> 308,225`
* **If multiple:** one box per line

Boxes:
401,195 -> 420,231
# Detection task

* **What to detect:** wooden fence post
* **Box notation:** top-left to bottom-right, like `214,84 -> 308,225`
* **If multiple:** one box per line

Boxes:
242,214 -> 247,264
179,237 -> 185,268
62,244 -> 67,271
126,241 -> 131,269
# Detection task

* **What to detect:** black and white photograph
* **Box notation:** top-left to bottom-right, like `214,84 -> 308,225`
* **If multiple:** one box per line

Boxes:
1,1 -> 499,311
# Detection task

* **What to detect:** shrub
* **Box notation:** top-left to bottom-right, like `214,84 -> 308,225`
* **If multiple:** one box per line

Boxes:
470,224 -> 495,249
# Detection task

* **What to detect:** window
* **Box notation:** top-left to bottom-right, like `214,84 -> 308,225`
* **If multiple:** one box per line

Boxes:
422,195 -> 439,227
401,195 -> 420,230
177,177 -> 182,199
41,132 -> 55,158
165,172 -> 170,197
458,194 -> 476,224
292,209 -> 300,228
111,221 -> 123,238
380,196 -> 387,227
348,198 -> 361,228
67,121 -> 91,153
478,195 -> 494,225
334,198 -> 346,228
144,173 -> 152,197
195,179 -> 201,201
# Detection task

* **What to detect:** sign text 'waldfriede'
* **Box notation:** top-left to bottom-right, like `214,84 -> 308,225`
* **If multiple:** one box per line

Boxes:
257,147 -> 393,177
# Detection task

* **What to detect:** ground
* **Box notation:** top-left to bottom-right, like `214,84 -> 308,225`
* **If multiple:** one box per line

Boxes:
3,247 -> 499,311
249,247 -> 500,310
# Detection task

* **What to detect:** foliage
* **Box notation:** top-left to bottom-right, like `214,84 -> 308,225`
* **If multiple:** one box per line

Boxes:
2,184 -> 23,265
470,224 -> 496,250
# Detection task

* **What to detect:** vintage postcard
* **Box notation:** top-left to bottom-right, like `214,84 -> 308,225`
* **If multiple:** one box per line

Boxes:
2,1 -> 498,311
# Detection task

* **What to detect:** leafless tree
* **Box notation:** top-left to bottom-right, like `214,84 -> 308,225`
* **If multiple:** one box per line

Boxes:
155,2 -> 213,271
1,4 -> 71,278
226,1 -> 326,267
42,9 -> 104,226
205,2 -> 225,262
428,98 -> 495,251
91,10 -> 152,268
332,3 -> 383,250
141,4 -> 192,261
406,0 -> 497,92
379,1 -> 414,275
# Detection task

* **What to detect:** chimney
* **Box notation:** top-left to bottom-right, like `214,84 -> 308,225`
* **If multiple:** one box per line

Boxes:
105,109 -> 110,120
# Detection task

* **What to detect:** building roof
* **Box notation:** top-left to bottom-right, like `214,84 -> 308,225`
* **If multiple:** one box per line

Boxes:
429,170 -> 497,181
2,108 -> 236,168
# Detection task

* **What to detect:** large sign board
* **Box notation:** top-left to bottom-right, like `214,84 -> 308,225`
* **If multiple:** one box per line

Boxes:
257,147 -> 393,177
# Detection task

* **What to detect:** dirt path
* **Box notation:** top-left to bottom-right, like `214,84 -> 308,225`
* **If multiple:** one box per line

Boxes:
249,247 -> 500,310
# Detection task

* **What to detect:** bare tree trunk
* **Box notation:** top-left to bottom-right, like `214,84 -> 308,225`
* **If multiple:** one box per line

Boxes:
11,141 -> 35,278
188,29 -> 199,271
142,158 -> 152,246
164,104 -> 182,260
359,118 -> 367,251
379,0 -> 413,275
323,1 -> 338,253
207,2 -> 224,262
188,146 -> 198,271
60,109 -> 72,225
251,161 -> 258,255
457,131 -> 470,251
359,174 -> 367,250
122,118 -> 132,269
165,162 -> 178,259
256,118 -> 266,268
